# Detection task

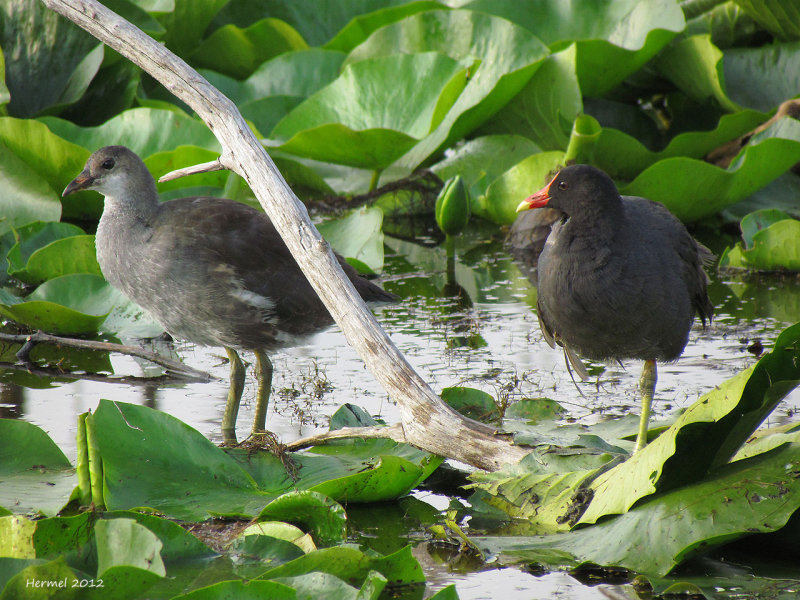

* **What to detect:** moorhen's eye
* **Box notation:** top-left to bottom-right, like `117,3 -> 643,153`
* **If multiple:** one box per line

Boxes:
101,158 -> 115,170
558,180 -> 568,191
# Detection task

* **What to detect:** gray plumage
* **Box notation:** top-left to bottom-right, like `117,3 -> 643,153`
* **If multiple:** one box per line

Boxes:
66,145 -> 394,352
63,145 -> 396,441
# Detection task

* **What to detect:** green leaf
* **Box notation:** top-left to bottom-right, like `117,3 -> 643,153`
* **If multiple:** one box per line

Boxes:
94,519 -> 165,577
258,491 -> 347,547
740,208 -> 793,248
481,151 -> 565,225
191,18 -> 308,80
346,9 -> 549,178
211,0 -> 420,47
733,0 -> 800,41
458,0 -> 685,95
0,516 -> 37,558
621,117 -> 800,222
578,322 -> 800,526
0,557 -> 78,600
12,235 -> 101,285
0,49 -> 9,109
0,145 -> 62,236
203,48 -> 346,105
324,1 -> 444,52
505,398 -> 566,422
479,44 -> 581,150
592,109 -> 767,180
38,108 -> 220,157
272,52 -> 468,170
719,217 -> 800,271
723,40 -> 800,111
475,441 -> 800,577
90,400 -> 274,521
175,580 -> 296,600
3,221 -> 85,278
0,274 -> 116,335
317,206 -> 386,273
274,571 -> 384,600
0,420 -> 73,517
441,387 -> 499,422
0,0 -> 100,117
156,0 -> 229,57
259,545 -> 425,586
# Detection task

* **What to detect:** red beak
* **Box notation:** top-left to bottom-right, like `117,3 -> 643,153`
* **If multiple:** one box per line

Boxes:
516,173 -> 557,212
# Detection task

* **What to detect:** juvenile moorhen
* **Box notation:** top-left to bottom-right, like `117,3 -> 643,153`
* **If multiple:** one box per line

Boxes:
516,164 -> 713,452
63,146 -> 396,443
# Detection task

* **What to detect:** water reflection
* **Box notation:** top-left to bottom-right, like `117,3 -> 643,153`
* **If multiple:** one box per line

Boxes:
2,221 -> 799,459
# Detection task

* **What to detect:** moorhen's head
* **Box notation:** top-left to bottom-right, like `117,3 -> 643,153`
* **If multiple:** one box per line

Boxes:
63,145 -> 156,203
516,164 -> 620,216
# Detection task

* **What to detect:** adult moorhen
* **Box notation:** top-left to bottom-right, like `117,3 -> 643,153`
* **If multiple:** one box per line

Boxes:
63,146 -> 396,443
516,164 -> 713,452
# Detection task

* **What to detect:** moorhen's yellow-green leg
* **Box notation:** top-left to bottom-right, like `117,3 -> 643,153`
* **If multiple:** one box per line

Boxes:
222,347 -> 246,444
635,359 -> 657,452
252,350 -> 273,434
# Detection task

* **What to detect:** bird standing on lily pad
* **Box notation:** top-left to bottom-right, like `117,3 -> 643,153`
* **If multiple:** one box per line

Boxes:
64,145 -> 396,443
516,164 -> 714,452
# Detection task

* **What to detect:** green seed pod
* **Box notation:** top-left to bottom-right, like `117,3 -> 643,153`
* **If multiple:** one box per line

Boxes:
435,175 -> 471,235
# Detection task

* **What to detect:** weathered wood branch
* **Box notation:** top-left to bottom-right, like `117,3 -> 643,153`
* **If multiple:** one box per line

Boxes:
42,0 -> 530,470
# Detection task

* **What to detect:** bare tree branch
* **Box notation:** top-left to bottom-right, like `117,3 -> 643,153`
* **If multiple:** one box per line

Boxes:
41,0 -> 530,470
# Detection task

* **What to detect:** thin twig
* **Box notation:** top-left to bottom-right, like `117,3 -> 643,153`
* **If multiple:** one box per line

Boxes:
158,159 -> 227,182
286,423 -> 407,451
0,331 -> 212,381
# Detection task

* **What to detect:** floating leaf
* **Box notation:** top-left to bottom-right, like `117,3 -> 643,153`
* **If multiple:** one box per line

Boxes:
39,107 -> 220,158
621,117 -> 800,221
0,274 -> 115,335
475,441 -> 800,577
317,206 -> 386,273
191,18 -> 308,80
271,52 -> 468,170
719,212 -> 800,271
441,387 -> 498,422
258,491 -> 346,547
457,0 -> 686,95
0,420 -> 73,516
346,9 -> 549,179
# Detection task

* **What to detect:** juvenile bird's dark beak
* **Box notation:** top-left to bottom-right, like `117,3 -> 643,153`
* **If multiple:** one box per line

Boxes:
516,173 -> 557,212
62,170 -> 94,197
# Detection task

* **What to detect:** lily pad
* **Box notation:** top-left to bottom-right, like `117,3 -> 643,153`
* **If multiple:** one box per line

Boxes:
191,18 -> 308,80
0,274 -> 116,335
719,210 -> 800,271
457,0 -> 686,95
271,52 -> 469,170
479,44 -> 582,151
11,235 -> 101,286
317,206 -> 386,273
346,9 -> 549,179
38,107 -> 221,158
475,441 -> 800,577
621,116 -> 800,222
0,420 -> 74,517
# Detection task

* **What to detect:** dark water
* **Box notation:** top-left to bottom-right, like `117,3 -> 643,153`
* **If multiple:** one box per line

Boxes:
2,219 -> 799,599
